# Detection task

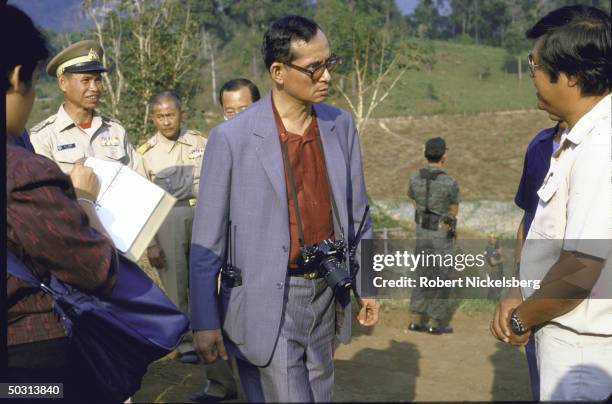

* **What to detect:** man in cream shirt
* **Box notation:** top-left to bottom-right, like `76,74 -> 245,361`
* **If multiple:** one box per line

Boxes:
30,40 -> 143,176
490,5 -> 611,401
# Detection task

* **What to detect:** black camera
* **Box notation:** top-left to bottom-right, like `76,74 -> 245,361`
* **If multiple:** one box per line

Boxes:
300,239 -> 353,293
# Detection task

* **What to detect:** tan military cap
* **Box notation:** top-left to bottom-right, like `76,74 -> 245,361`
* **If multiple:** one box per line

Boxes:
46,40 -> 107,77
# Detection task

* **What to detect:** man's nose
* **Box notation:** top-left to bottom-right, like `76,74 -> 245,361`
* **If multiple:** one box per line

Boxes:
90,80 -> 101,92
320,67 -> 332,82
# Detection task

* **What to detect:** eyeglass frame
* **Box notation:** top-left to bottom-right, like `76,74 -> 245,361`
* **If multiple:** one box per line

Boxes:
527,53 -> 542,77
283,54 -> 341,81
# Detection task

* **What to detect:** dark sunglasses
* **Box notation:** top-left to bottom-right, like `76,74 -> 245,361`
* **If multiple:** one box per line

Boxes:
284,54 -> 341,81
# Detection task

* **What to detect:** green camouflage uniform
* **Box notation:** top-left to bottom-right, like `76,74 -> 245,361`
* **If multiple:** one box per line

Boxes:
407,166 -> 460,327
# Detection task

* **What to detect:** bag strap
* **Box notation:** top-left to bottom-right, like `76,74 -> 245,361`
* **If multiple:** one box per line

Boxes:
7,250 -> 39,286
419,168 -> 443,213
6,250 -> 59,297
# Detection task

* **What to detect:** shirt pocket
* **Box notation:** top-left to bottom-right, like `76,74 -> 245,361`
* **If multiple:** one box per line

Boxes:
531,175 -> 566,239
152,166 -> 178,194
102,146 -> 127,163
53,147 -> 85,165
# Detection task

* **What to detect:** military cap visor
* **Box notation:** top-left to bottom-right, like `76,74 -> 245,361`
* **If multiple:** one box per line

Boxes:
46,40 -> 107,77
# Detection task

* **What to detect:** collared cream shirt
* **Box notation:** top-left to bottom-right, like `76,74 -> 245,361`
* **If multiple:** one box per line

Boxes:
520,95 -> 612,335
29,104 -> 145,176
139,129 -> 206,201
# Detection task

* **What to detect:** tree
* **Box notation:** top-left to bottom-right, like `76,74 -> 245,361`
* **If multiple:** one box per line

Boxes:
317,0 -> 434,136
83,0 -> 200,144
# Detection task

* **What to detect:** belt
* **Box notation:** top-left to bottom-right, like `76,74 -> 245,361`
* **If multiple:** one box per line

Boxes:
174,198 -> 197,207
287,266 -> 324,280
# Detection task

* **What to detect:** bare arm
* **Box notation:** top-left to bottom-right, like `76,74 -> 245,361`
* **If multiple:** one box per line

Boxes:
515,250 -> 604,329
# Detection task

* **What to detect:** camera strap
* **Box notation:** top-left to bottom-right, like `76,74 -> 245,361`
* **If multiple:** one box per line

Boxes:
279,123 -> 345,249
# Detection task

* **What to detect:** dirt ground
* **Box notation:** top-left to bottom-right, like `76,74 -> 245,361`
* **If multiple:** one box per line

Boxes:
133,306 -> 531,403
361,110 -> 552,201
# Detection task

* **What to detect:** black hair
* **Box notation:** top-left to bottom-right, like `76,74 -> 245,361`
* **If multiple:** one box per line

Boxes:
219,78 -> 261,106
261,15 -> 321,70
425,152 -> 444,163
526,5 -> 611,96
0,4 -> 49,94
148,90 -> 182,111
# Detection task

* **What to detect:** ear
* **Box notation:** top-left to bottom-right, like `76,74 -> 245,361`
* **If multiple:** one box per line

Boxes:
7,65 -> 23,94
58,74 -> 69,92
269,62 -> 285,86
566,73 -> 579,88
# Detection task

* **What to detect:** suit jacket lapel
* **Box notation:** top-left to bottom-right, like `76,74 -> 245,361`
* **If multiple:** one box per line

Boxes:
253,94 -> 288,209
315,104 -> 348,234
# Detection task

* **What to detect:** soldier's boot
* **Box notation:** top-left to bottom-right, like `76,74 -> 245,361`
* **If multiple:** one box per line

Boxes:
427,318 -> 453,335
408,313 -> 429,332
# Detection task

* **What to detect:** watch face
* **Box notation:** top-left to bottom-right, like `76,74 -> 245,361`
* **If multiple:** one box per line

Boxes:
510,314 -> 524,335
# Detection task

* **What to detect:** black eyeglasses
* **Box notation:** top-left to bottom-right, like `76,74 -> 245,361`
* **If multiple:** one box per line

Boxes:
527,53 -> 541,77
284,54 -> 341,81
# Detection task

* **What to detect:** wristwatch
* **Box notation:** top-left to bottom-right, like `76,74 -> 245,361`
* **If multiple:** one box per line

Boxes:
510,309 -> 528,335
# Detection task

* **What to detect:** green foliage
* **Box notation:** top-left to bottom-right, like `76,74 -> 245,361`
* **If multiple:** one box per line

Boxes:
32,0 -> 583,134
369,199 -> 401,229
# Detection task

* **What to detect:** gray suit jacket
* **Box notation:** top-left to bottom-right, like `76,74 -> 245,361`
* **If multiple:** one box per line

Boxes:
189,93 -> 372,366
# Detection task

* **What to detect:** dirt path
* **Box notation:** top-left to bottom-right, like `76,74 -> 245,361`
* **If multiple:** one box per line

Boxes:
134,307 -> 531,403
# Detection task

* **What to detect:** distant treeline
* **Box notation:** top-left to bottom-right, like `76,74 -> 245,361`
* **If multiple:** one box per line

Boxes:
37,0 -> 609,144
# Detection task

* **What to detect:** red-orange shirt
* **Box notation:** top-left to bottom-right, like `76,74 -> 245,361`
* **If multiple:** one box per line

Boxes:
272,98 -> 334,268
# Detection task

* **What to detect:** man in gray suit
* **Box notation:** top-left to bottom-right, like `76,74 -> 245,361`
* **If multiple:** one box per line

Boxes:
190,15 -> 379,402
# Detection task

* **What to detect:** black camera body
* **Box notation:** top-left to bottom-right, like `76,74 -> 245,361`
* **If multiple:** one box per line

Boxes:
300,239 -> 353,293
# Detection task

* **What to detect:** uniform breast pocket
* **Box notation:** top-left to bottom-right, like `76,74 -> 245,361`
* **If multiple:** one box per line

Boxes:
152,167 -> 178,193
103,146 -> 127,163
53,147 -> 85,164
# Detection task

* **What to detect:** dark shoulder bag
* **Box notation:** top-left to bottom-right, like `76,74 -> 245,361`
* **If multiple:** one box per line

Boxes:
7,250 -> 190,403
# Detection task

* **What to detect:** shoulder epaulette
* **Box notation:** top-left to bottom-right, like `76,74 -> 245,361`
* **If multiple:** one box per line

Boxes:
100,113 -> 122,126
137,136 -> 157,154
30,115 -> 57,134
186,129 -> 203,137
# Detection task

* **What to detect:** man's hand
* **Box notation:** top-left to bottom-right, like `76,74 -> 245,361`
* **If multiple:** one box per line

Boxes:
357,298 -> 380,326
508,329 -> 531,347
147,245 -> 165,269
193,329 -> 228,364
490,287 -> 522,343
70,162 -> 100,201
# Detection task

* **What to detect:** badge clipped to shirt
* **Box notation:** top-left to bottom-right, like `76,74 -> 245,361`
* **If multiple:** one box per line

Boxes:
101,135 -> 121,147
57,143 -> 76,151
188,147 -> 204,159
537,171 -> 559,203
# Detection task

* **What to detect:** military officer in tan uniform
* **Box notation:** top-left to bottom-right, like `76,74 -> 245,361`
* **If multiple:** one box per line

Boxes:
139,90 -> 205,317
29,40 -> 143,176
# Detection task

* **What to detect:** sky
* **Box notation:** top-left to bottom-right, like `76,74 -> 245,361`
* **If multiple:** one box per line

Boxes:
9,0 -> 440,32
395,0 -> 421,15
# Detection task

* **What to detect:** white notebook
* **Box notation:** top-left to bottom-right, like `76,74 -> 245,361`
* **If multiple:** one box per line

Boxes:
84,157 -> 176,261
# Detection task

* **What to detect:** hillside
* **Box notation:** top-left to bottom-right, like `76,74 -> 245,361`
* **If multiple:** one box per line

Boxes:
361,109 -> 552,202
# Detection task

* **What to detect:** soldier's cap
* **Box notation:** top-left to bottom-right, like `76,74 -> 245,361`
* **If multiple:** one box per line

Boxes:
46,40 -> 107,78
424,137 -> 447,157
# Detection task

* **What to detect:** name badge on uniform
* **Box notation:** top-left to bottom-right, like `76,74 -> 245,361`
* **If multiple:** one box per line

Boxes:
188,147 -> 204,159
101,135 -> 121,147
57,143 -> 76,151
537,172 -> 559,203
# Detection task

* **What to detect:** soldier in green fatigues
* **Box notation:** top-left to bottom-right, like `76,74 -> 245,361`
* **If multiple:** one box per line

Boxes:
407,137 -> 460,335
